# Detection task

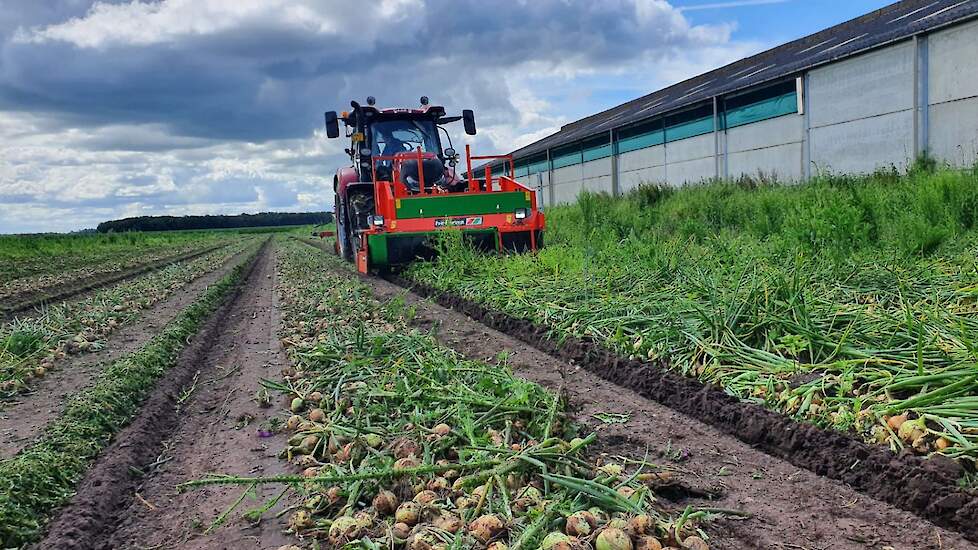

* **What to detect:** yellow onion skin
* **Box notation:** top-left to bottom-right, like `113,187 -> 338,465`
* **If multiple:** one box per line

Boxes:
542,532 -> 571,550
596,527 -> 634,550
565,510 -> 597,537
681,536 -> 709,550
395,502 -> 422,525
635,536 -> 664,550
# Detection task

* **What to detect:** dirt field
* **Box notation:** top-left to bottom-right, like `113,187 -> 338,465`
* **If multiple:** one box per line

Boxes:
3,238 -> 977,549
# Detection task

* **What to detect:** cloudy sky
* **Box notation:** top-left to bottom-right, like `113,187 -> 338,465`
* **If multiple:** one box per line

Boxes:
0,0 -> 891,233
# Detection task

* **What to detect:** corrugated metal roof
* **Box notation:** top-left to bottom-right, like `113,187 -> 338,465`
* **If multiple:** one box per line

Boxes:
493,0 -> 978,165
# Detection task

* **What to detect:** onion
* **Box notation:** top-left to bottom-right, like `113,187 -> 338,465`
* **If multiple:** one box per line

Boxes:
285,415 -> 303,431
308,408 -> 327,423
301,467 -> 319,478
887,414 -> 908,431
394,457 -> 420,470
290,397 -> 305,413
935,436 -> 952,451
487,543 -> 509,550
681,535 -> 709,550
542,532 -> 571,549
299,434 -> 319,454
413,490 -> 438,505
628,514 -> 653,536
392,521 -> 412,540
596,527 -> 633,550
427,476 -> 449,492
432,423 -> 452,437
391,437 -> 421,459
288,509 -> 313,532
395,501 -> 421,525
328,516 -> 362,544
307,390 -> 324,403
326,486 -> 344,505
363,433 -> 384,448
634,536 -> 664,550
565,510 -> 597,537
333,442 -> 354,463
468,514 -> 506,543
433,512 -> 463,533
373,489 -> 399,515
616,486 -> 637,501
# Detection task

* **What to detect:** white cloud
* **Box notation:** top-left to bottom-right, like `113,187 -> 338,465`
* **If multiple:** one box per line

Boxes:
0,0 -> 770,233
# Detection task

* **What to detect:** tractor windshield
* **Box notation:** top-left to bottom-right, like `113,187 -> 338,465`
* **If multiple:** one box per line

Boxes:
370,119 -> 440,157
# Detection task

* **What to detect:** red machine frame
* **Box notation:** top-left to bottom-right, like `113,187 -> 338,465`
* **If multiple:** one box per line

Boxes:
353,144 -> 545,273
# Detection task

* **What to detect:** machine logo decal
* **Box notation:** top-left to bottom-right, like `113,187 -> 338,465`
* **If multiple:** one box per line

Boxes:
434,216 -> 483,228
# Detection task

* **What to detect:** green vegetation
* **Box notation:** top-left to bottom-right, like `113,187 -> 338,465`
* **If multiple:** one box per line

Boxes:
181,239 -> 721,549
96,211 -> 332,233
0,230 -> 232,283
0,239 -> 256,397
409,165 -> 978,462
0,243 -> 261,548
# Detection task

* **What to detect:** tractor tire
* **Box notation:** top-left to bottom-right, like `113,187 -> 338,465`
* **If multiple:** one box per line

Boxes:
336,193 -> 354,261
348,191 -> 375,257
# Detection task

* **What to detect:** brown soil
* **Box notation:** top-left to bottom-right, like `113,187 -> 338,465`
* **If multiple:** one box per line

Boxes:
1,244 -> 224,320
342,271 -> 978,550
0,245 -> 256,459
33,241 -> 293,550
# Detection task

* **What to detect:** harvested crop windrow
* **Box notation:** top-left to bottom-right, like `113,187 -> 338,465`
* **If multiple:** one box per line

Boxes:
180,238 -> 731,550
0,237 -> 259,398
0,231 -> 234,299
407,168 -> 978,465
0,242 -> 262,548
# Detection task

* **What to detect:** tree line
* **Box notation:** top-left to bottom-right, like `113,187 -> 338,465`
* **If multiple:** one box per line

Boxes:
97,211 -> 333,233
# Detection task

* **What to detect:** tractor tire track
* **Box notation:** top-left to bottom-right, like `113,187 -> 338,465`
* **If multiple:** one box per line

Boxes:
31,240 -> 289,550
34,240 -> 292,550
0,245 -> 257,459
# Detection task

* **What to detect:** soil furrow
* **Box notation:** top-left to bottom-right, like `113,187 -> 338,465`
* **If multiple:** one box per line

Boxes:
33,240 -> 293,550
0,245 -> 256,459
331,267 -> 976,550
25,241 -> 287,550
1,243 -> 225,320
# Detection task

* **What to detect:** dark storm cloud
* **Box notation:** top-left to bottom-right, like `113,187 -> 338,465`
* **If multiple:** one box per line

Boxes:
0,0 -> 725,143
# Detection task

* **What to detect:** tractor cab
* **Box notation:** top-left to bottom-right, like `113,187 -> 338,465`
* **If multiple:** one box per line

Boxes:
324,97 -> 544,273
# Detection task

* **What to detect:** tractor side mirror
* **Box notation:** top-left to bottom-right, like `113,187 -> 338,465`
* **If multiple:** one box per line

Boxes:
324,111 -> 340,138
462,110 -> 477,135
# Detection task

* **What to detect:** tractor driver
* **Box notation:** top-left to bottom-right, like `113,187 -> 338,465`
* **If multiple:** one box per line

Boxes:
372,126 -> 409,158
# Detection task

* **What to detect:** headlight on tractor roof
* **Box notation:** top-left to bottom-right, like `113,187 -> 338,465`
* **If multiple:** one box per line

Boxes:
514,208 -> 529,220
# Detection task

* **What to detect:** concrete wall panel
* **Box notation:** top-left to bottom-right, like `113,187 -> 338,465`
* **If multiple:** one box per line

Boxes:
551,165 -> 581,187
929,98 -> 978,166
619,166 -> 666,193
582,157 -> 612,179
668,157 -> 715,186
582,175 -> 614,195
618,145 -> 665,172
726,115 -> 803,153
809,41 -> 914,127
810,109 -> 914,174
727,143 -> 803,181
665,134 -> 714,163
551,181 -> 581,205
928,18 -> 978,105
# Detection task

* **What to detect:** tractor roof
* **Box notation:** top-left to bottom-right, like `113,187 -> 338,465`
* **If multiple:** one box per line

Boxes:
342,104 -> 454,126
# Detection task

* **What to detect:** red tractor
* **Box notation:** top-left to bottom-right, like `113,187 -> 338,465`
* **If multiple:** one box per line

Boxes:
324,97 -> 544,273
